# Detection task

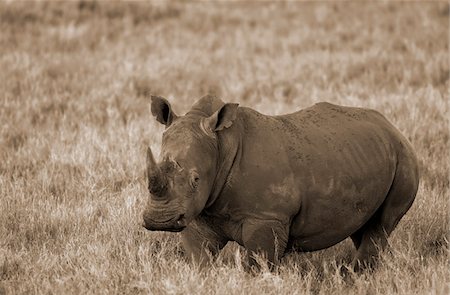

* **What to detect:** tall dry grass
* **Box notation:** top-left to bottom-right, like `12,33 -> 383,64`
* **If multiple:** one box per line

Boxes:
0,2 -> 448,294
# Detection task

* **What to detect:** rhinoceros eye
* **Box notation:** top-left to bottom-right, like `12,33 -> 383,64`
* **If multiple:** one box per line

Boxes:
189,170 -> 200,190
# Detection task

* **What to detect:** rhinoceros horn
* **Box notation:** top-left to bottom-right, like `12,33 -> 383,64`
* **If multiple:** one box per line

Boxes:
146,147 -> 167,196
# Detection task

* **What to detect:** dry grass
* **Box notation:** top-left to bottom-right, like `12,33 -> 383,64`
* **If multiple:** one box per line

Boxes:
0,1 -> 448,294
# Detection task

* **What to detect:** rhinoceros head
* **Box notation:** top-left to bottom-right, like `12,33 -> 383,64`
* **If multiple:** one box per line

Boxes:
143,95 -> 238,232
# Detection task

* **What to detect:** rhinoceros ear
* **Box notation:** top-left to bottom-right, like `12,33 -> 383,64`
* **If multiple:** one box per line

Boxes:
150,95 -> 178,127
204,103 -> 239,132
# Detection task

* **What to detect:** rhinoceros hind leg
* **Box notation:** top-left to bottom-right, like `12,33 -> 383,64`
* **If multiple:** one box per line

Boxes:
351,210 -> 387,272
350,228 -> 364,250
352,156 -> 419,272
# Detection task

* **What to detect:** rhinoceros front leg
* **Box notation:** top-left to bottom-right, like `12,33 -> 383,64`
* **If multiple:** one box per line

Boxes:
241,219 -> 289,270
181,218 -> 228,267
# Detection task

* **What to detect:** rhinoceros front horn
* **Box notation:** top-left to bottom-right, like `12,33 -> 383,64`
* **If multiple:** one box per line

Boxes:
146,147 -> 166,196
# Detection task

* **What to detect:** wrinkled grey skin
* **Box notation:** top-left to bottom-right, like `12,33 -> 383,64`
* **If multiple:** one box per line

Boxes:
143,95 -> 419,271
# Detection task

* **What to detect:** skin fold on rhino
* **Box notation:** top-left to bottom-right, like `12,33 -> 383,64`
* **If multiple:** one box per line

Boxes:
142,94 -> 419,271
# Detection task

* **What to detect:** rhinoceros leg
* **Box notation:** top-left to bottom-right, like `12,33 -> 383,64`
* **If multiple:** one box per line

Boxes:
241,219 -> 289,270
352,155 -> 419,272
350,229 -> 364,250
181,218 -> 228,267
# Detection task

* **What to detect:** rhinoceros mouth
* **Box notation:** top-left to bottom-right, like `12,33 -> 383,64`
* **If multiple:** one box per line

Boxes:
143,214 -> 186,232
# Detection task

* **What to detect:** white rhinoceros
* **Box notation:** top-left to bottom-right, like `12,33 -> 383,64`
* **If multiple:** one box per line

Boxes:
143,95 -> 419,271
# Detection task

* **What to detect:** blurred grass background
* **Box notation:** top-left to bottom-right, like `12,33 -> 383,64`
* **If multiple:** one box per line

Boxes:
0,1 -> 448,294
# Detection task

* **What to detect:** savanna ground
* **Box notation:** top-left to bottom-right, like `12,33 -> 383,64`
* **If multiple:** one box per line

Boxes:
0,1 -> 449,294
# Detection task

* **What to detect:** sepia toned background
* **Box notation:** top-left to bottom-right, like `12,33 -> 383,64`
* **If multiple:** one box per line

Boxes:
0,2 -> 448,294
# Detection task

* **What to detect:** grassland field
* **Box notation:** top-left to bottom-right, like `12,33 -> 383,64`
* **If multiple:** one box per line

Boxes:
0,1 -> 449,294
